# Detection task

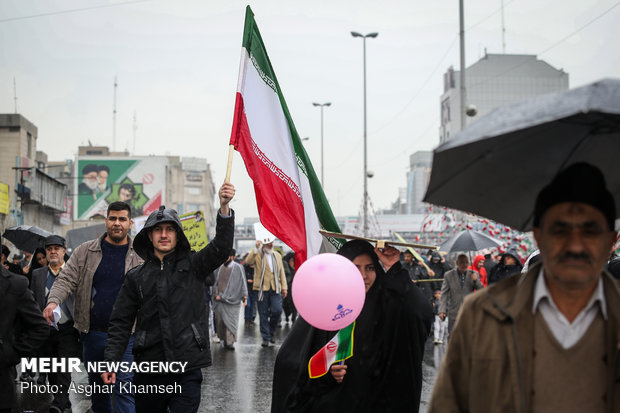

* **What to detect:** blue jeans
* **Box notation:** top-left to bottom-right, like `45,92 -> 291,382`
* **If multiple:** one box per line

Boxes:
245,290 -> 257,321
81,331 -> 135,413
257,290 -> 283,341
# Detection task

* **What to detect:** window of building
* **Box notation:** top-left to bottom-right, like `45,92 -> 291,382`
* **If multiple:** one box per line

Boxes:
27,132 -> 32,157
186,203 -> 200,212
441,98 -> 451,126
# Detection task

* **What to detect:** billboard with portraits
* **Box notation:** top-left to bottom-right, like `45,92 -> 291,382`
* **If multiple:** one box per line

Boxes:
75,157 -> 167,220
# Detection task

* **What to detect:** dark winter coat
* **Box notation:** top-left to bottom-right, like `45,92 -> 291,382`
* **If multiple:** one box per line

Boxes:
104,207 -> 234,370
488,249 -> 523,285
404,260 -> 434,302
427,251 -> 451,293
0,267 -> 49,409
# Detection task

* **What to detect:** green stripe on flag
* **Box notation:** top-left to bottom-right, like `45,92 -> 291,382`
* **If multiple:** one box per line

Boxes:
335,322 -> 355,359
308,322 -> 356,379
241,6 -> 342,250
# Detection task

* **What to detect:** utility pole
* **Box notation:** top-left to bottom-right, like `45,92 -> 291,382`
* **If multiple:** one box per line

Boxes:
133,111 -> 138,155
312,102 -> 331,187
113,76 -> 118,151
501,0 -> 506,54
13,77 -> 18,113
459,0 -> 467,131
351,31 -> 378,237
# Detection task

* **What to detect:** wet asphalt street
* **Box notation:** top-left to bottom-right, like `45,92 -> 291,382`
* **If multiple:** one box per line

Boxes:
16,313 -> 443,413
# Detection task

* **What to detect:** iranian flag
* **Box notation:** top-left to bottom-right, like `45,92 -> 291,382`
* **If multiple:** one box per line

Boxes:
308,322 -> 355,378
229,6 -> 342,267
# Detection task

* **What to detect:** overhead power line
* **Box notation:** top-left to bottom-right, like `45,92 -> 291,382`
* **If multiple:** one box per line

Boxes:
368,0 -> 517,136
537,0 -> 620,56
467,0 -> 620,90
0,0 -> 152,23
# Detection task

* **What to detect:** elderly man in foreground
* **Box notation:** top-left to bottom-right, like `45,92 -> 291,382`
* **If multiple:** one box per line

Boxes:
429,162 -> 620,412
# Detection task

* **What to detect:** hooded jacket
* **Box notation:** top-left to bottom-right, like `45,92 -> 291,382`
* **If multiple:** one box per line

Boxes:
488,249 -> 522,285
470,254 -> 488,286
427,251 -> 451,292
104,207 -> 234,370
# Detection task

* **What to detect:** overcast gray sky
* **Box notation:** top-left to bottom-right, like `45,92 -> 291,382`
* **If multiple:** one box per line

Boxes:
2,0 -> 619,221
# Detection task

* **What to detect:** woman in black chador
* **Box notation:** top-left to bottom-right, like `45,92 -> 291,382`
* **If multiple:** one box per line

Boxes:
272,240 -> 433,413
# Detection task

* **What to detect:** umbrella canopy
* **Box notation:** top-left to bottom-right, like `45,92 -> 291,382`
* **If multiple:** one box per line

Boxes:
439,229 -> 504,253
424,78 -> 620,231
3,225 -> 53,253
65,224 -> 106,254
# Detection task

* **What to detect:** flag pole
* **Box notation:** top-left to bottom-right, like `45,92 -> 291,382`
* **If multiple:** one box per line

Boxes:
224,144 -> 234,183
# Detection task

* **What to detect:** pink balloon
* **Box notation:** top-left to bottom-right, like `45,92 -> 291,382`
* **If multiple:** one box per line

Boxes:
292,253 -> 366,331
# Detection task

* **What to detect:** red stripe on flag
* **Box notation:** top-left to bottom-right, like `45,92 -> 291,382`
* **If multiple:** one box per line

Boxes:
229,92 -> 244,148
230,93 -> 308,264
308,345 -> 328,378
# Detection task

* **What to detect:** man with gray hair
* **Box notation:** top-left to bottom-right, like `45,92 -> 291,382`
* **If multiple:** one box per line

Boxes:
31,235 -> 79,413
438,253 -> 484,335
430,163 -> 620,412
246,238 -> 288,347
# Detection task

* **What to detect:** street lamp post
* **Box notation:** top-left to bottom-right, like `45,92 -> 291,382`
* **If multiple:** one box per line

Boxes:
459,0 -> 467,130
312,102 -> 331,187
351,31 -> 378,237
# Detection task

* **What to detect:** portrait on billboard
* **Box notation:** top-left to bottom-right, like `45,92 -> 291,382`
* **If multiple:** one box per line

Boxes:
75,157 -> 166,220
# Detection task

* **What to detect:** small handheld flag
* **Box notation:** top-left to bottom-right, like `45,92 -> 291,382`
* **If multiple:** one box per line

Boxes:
308,322 -> 355,379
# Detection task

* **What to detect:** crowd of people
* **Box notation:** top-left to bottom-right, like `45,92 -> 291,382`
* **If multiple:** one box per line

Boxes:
1,183 -> 235,413
2,162 -> 620,413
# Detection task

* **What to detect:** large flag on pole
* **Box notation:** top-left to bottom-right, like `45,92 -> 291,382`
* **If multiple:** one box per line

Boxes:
230,6 -> 342,266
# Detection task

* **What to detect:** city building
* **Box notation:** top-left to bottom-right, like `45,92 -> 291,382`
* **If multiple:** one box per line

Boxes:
166,156 -> 217,235
72,146 -> 217,234
406,151 -> 433,214
0,114 -> 66,236
439,53 -> 569,144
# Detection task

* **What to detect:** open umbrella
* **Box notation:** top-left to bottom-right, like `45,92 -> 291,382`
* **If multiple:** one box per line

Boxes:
65,224 -> 105,254
424,78 -> 620,231
439,229 -> 504,253
3,225 -> 53,253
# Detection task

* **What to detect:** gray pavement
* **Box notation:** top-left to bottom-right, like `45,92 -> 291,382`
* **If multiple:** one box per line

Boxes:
16,314 -> 443,413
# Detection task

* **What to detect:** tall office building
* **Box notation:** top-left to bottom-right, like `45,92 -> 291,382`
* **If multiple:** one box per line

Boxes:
406,151 -> 433,214
439,53 -> 569,144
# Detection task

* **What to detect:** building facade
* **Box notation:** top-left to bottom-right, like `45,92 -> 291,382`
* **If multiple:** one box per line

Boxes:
0,114 -> 66,237
72,147 -> 217,234
406,151 -> 433,214
439,53 -> 569,144
166,156 -> 217,235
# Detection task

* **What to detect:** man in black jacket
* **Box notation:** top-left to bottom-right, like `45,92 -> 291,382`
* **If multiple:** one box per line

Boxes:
102,182 -> 235,413
487,248 -> 523,284
0,264 -> 49,413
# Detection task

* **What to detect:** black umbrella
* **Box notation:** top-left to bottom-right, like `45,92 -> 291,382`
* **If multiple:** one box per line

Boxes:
3,225 -> 53,253
65,224 -> 105,254
424,79 -> 620,231
439,229 -> 504,253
